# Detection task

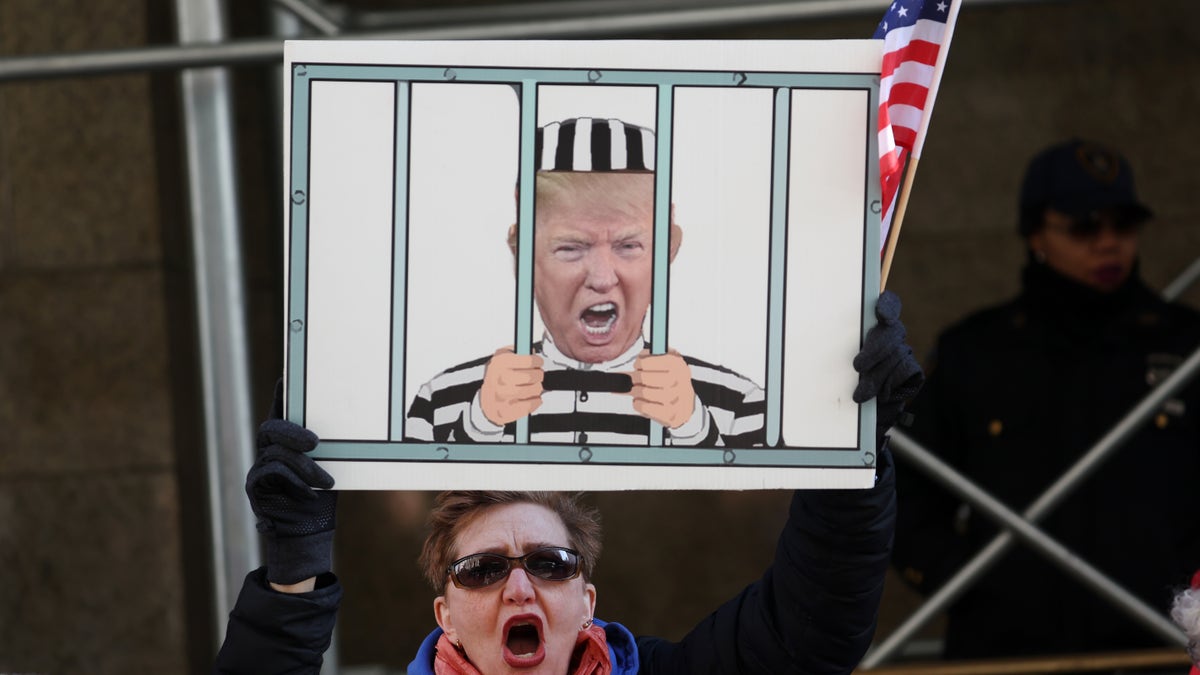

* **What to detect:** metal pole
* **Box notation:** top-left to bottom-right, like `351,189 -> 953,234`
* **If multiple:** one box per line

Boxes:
271,0 -> 892,40
0,39 -> 282,82
174,0 -> 260,647
1163,256 -> 1200,302
2,0 -> 851,82
864,342 -> 1200,667
344,0 -> 1071,29
0,0 -> 1082,83
346,0 -> 847,29
272,0 -> 343,36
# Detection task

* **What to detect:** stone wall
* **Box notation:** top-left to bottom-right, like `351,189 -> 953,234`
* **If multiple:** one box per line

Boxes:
0,1 -> 192,673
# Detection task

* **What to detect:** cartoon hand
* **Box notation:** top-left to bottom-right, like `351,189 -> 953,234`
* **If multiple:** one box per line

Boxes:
480,346 -> 545,426
628,349 -> 696,430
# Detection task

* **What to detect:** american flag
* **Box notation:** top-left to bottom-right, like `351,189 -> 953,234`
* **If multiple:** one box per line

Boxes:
875,0 -> 954,246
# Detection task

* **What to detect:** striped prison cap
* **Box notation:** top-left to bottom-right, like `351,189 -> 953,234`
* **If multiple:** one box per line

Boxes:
536,117 -> 655,172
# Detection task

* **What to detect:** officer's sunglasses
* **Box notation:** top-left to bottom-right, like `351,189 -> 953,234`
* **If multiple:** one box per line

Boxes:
447,546 -> 582,589
1049,213 -> 1143,240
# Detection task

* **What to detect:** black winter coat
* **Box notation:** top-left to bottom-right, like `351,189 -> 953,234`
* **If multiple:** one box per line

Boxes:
893,263 -> 1200,659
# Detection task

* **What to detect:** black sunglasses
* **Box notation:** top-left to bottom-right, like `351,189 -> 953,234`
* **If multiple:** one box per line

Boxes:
447,547 -> 582,589
1050,213 -> 1143,240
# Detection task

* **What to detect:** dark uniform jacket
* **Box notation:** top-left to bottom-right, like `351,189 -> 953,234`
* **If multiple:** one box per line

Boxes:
894,262 -> 1200,659
214,449 -> 898,674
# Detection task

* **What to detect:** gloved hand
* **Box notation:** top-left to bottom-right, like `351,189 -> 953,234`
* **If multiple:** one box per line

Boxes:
245,382 -> 337,586
853,290 -> 924,438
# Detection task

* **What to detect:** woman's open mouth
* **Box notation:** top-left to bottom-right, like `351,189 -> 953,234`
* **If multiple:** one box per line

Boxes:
580,302 -> 618,339
502,615 -> 546,668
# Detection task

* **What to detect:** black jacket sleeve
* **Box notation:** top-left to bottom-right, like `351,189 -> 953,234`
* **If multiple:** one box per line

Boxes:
213,567 -> 342,675
636,444 -> 897,675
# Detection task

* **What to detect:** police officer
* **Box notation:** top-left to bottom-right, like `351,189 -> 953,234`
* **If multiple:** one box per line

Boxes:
893,139 -> 1200,660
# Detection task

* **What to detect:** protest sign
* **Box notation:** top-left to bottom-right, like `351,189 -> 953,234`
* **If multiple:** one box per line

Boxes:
283,39 -> 883,490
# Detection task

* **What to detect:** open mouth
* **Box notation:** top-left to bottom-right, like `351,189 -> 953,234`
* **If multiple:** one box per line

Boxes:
503,616 -> 546,668
580,302 -> 618,336
1092,263 -> 1125,286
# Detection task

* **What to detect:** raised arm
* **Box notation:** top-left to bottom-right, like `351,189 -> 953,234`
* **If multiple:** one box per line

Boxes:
214,382 -> 342,674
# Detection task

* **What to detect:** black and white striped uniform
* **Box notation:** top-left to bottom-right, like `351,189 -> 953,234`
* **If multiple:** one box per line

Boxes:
404,335 -> 765,446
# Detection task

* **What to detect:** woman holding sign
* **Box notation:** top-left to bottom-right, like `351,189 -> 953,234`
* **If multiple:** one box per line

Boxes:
212,288 -> 921,675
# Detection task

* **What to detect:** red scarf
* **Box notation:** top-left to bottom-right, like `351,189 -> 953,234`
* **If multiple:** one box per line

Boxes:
434,624 -> 611,675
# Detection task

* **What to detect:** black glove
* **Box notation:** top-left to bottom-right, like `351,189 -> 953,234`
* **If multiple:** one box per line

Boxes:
245,382 -> 337,585
853,290 -> 924,436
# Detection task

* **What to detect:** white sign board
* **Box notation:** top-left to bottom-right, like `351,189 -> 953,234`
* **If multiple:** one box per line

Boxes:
283,39 -> 884,490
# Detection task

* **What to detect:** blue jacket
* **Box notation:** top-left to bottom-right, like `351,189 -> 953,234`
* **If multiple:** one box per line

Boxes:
215,447 -> 896,675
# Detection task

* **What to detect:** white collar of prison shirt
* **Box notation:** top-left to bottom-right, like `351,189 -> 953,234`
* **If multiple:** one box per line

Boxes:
539,332 -> 644,372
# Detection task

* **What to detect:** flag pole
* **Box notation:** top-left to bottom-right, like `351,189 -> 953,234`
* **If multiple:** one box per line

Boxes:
880,156 -> 917,290
880,0 -> 963,291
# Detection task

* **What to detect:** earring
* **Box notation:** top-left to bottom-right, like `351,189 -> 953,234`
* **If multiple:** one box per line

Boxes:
581,618 -> 594,630
455,638 -> 463,649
